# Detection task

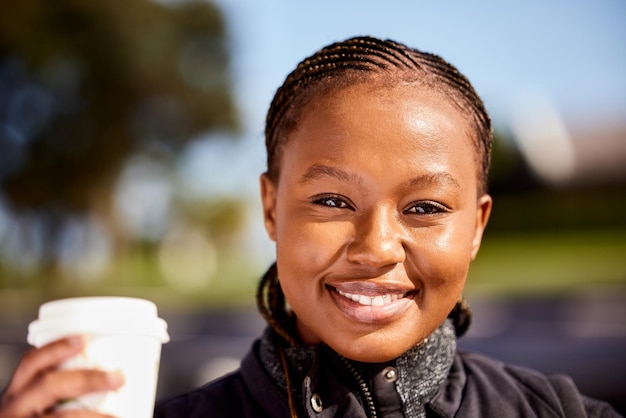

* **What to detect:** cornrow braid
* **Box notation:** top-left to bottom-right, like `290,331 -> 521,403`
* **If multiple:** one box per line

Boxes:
448,297 -> 472,337
256,263 -> 298,346
264,35 -> 492,194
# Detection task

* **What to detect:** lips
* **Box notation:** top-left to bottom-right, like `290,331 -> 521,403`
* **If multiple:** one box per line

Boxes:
327,282 -> 417,324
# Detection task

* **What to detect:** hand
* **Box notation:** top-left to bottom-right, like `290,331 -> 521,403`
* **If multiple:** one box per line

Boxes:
0,336 -> 124,417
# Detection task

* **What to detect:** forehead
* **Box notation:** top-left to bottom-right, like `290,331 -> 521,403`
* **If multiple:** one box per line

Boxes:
280,83 -> 479,190
302,82 -> 474,149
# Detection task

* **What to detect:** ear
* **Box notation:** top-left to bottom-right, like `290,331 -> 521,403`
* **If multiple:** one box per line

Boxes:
470,193 -> 492,260
260,173 -> 278,242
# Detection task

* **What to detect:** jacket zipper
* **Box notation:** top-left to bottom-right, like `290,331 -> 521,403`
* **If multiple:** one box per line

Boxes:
338,355 -> 378,418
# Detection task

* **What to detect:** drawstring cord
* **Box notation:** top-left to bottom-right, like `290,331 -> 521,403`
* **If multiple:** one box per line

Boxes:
279,344 -> 299,418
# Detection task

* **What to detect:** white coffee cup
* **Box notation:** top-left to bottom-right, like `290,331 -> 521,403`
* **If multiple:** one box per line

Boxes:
27,297 -> 170,418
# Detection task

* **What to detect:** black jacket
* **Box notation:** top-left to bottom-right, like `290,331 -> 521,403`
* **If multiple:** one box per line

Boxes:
155,337 -> 620,418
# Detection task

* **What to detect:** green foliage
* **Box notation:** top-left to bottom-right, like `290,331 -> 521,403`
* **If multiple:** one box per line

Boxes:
0,0 -> 238,211
468,228 -> 626,295
182,198 -> 247,243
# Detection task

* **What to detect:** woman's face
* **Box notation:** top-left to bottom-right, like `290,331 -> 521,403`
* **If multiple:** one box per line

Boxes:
261,83 -> 492,362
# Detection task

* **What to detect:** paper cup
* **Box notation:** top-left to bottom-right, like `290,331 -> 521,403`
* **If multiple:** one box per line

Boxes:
27,297 -> 170,418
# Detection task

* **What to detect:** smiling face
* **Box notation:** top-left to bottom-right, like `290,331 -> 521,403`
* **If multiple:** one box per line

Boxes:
260,82 -> 491,362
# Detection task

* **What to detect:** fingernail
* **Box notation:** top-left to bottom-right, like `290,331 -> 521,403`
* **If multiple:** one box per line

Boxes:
107,371 -> 125,387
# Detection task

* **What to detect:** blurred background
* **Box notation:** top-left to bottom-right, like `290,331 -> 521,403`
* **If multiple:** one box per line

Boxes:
0,0 -> 625,414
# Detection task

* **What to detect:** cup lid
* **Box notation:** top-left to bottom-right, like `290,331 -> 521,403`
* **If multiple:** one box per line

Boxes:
27,297 -> 170,347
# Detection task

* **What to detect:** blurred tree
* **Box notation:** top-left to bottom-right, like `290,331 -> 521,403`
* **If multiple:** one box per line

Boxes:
0,0 -> 237,210
487,130 -> 626,233
0,0 -> 239,281
488,130 -> 541,196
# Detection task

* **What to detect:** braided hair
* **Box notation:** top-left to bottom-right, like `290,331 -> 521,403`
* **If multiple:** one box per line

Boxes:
265,35 -> 493,194
259,36 -> 492,342
256,262 -> 298,346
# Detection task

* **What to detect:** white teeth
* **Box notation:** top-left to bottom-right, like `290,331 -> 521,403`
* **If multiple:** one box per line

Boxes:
336,289 -> 405,307
358,294 -> 370,305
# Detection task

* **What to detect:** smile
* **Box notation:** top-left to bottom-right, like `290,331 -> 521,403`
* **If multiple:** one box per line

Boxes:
335,289 -> 406,307
327,283 -> 416,324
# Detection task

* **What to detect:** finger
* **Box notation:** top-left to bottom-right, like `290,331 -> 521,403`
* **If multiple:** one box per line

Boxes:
4,336 -> 86,399
3,369 -> 124,418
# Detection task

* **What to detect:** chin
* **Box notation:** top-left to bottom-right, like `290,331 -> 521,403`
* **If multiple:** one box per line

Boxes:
329,335 -> 419,363
346,351 -> 402,363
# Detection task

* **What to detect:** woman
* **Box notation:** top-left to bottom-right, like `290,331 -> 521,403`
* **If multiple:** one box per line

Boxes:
1,36 -> 620,418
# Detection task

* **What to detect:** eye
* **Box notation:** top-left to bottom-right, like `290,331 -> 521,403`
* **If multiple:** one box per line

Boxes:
404,201 -> 449,215
312,194 -> 353,209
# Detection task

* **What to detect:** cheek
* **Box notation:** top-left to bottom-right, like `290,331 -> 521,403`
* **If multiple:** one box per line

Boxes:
276,221 -> 350,270
411,223 -> 475,287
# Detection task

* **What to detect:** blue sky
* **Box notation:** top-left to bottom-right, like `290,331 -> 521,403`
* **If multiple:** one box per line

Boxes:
213,0 -> 625,131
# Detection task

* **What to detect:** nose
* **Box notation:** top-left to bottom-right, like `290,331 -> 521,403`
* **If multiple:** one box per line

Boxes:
346,205 -> 407,268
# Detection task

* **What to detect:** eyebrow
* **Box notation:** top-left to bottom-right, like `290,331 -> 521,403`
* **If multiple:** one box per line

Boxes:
299,164 -> 361,184
408,172 -> 461,191
299,163 -> 461,191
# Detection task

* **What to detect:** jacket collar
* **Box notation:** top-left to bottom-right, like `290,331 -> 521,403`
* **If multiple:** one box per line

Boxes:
255,320 -> 457,417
